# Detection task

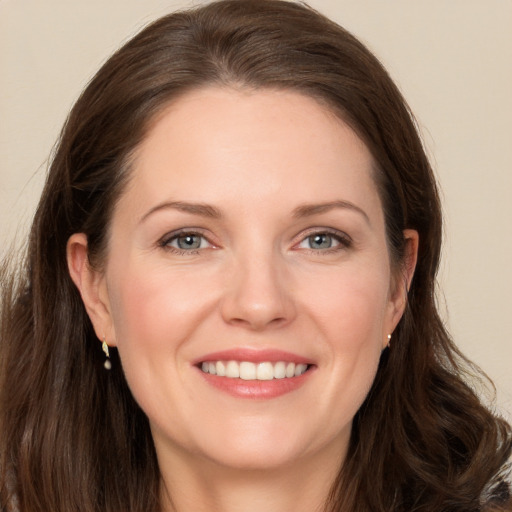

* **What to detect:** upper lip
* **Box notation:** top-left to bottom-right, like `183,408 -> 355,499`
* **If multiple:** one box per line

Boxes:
193,348 -> 313,365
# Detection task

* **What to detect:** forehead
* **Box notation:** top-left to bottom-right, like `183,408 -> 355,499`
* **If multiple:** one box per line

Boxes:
120,87 -> 381,222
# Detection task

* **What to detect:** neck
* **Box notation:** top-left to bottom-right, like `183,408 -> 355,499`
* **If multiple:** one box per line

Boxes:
158,442 -> 345,512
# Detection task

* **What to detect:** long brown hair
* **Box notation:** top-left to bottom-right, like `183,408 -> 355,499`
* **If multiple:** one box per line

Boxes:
1,1 -> 510,511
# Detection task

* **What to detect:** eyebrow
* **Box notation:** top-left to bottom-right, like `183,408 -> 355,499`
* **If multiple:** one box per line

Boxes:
140,201 -> 222,223
292,200 -> 370,224
140,199 -> 370,224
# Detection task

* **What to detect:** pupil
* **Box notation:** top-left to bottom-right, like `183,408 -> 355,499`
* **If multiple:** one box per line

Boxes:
311,234 -> 331,249
178,235 -> 200,249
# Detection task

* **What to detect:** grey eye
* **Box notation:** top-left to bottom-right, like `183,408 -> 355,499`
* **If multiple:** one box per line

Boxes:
172,234 -> 205,250
307,233 -> 335,249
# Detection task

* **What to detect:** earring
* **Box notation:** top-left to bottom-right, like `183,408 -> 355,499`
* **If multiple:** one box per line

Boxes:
386,333 -> 392,348
102,338 -> 112,370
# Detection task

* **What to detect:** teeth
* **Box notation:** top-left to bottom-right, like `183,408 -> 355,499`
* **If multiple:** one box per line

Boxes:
200,360 -> 309,380
294,363 -> 307,376
274,361 -> 286,379
256,362 -> 274,381
240,362 -> 256,380
225,360 -> 240,378
216,361 -> 226,376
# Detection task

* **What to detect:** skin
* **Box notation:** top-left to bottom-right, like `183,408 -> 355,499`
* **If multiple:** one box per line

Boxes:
68,87 -> 418,512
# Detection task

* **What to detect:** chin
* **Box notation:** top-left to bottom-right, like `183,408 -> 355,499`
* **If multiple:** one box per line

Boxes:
202,442 -> 308,472
187,417 -> 347,473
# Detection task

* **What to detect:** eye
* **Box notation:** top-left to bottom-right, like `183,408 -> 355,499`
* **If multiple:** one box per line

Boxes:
303,233 -> 337,250
161,231 -> 211,252
296,231 -> 350,251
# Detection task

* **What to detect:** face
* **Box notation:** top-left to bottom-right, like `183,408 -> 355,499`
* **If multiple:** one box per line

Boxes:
74,88 -> 412,472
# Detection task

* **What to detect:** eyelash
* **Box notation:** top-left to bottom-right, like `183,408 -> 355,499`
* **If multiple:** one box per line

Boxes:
158,229 -> 213,255
158,228 -> 352,256
296,229 -> 352,255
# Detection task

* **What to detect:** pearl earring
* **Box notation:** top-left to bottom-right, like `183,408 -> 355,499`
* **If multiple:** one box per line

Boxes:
387,333 -> 392,347
102,338 -> 112,370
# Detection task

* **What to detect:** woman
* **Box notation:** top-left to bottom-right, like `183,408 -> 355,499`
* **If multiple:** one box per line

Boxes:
1,0 -> 510,511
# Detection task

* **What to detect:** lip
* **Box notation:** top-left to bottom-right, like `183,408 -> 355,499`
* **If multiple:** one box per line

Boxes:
193,348 -> 316,400
192,348 -> 313,366
198,368 -> 314,399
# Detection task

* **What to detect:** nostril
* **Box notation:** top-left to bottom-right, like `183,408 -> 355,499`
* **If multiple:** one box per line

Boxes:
228,315 -> 288,330
269,316 -> 287,326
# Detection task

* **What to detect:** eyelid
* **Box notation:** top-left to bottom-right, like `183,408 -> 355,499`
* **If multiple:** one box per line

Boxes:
157,227 -> 351,254
293,227 -> 352,250
158,228 -> 216,252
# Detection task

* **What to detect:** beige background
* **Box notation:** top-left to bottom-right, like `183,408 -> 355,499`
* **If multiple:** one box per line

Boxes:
1,0 -> 511,419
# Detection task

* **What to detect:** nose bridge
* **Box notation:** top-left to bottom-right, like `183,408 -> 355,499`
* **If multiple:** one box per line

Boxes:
221,241 -> 294,330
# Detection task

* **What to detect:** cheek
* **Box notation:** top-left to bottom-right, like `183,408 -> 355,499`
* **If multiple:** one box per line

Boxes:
302,264 -> 390,408
304,262 -> 391,345
104,258 -> 227,425
105,263 -> 212,421
106,260 -> 215,360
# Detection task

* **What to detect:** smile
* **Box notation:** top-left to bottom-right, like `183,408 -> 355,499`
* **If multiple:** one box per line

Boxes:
200,360 -> 310,380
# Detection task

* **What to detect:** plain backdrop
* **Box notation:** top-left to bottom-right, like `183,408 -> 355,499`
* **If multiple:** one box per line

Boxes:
1,0 -> 511,419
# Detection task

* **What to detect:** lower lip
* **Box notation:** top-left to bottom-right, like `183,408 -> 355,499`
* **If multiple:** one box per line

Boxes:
197,366 -> 314,399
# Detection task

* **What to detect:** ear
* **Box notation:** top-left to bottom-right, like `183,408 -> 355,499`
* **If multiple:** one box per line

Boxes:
66,233 -> 116,346
386,229 -> 419,343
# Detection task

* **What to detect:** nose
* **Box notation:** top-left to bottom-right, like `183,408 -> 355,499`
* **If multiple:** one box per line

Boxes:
220,250 -> 296,331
